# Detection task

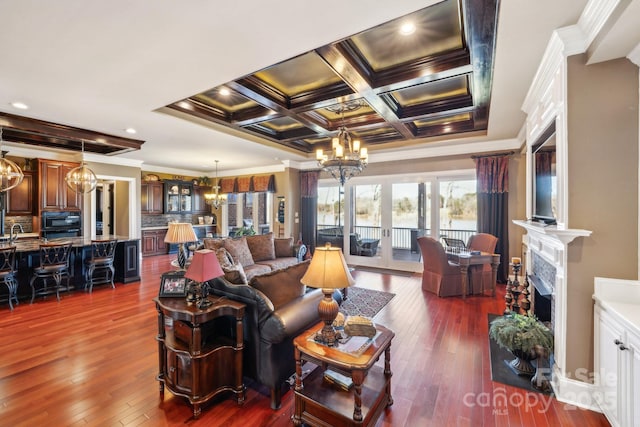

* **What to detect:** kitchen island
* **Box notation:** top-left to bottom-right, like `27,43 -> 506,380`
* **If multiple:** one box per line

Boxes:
1,235 -> 140,304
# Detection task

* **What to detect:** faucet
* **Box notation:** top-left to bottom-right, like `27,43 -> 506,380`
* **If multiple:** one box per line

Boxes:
10,223 -> 24,243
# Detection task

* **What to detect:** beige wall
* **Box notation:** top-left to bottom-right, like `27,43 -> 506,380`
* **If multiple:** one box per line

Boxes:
115,180 -> 129,235
565,55 -> 639,375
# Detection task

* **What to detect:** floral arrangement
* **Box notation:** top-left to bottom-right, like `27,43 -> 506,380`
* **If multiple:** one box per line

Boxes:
489,313 -> 553,354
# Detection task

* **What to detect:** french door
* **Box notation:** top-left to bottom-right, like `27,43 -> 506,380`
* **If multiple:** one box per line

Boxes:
338,171 -> 476,272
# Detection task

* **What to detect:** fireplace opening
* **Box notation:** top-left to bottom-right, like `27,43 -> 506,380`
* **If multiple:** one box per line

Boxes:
528,273 -> 552,325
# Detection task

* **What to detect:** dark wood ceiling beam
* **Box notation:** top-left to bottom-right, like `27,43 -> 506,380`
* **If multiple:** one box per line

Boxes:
316,44 -> 416,140
462,0 -> 499,109
226,81 -> 331,136
0,112 -> 144,155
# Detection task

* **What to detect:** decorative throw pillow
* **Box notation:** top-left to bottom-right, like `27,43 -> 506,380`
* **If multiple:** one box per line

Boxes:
246,232 -> 275,262
215,247 -> 234,268
222,261 -> 248,285
224,237 -> 254,266
203,238 -> 225,251
274,237 -> 294,258
249,260 -> 309,309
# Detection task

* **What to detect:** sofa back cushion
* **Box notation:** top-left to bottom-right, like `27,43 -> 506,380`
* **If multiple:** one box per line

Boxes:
224,237 -> 255,266
246,232 -> 275,262
274,237 -> 294,258
249,260 -> 310,309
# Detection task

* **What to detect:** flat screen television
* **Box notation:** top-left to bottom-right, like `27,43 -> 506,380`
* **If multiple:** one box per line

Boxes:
532,122 -> 557,224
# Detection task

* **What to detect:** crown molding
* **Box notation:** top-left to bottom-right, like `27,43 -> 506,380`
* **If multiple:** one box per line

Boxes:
628,41 -> 640,66
578,0 -> 624,49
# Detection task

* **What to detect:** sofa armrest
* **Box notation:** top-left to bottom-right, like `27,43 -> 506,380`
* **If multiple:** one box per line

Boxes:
261,289 -> 323,344
209,277 -> 275,322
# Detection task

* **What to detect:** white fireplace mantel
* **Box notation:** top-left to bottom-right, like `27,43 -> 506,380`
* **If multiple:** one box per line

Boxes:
513,220 -> 592,245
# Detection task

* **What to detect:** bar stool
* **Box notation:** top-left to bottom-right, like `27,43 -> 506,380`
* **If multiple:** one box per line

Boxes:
0,245 -> 18,310
85,239 -> 117,293
30,241 -> 73,303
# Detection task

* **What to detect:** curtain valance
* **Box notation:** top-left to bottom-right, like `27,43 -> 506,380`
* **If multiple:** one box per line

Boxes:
218,174 -> 276,194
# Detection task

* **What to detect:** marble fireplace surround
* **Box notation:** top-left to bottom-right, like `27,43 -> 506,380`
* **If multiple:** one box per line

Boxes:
514,220 -> 592,405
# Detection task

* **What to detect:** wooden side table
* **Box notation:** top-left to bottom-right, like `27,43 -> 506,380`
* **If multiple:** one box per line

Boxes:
292,323 -> 394,427
153,296 -> 245,418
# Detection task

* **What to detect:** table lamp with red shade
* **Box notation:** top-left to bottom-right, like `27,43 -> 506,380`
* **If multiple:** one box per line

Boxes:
184,249 -> 224,309
301,243 -> 355,346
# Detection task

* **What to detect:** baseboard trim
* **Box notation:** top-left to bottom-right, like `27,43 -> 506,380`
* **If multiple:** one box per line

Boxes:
551,366 -> 602,413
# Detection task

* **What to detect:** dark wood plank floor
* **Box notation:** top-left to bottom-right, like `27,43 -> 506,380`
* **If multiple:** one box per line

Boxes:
0,255 -> 610,426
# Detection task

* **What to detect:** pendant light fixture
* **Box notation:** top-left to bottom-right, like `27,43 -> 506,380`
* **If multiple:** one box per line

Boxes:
65,139 -> 97,193
0,127 -> 24,192
205,160 -> 227,209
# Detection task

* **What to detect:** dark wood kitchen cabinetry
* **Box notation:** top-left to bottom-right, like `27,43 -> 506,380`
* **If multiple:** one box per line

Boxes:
114,240 -> 140,283
6,171 -> 35,215
164,181 -> 192,214
192,185 -> 211,215
142,229 -> 167,257
38,159 -> 81,211
141,181 -> 164,214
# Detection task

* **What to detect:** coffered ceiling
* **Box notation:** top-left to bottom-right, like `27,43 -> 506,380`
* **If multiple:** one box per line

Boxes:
1,0 -> 637,174
167,0 -> 497,155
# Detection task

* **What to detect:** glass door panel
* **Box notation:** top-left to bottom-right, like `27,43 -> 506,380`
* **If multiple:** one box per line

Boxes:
438,179 -> 477,245
391,182 -> 422,263
349,184 -> 382,261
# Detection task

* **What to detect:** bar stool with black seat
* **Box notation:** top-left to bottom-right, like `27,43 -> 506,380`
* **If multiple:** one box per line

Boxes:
85,239 -> 117,293
0,245 -> 18,310
30,241 -> 73,303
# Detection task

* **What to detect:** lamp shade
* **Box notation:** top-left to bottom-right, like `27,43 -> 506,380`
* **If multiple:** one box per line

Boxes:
164,222 -> 197,244
184,249 -> 224,282
301,244 -> 355,289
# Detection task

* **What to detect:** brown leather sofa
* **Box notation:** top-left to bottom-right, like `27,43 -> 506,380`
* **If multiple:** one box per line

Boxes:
208,260 -> 342,409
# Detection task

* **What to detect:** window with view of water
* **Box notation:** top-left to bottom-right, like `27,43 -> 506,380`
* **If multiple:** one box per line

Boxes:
439,179 -> 477,242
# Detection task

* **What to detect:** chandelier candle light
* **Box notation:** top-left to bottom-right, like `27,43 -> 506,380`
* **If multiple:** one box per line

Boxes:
0,127 -> 24,192
164,222 -> 198,270
316,102 -> 368,186
205,160 -> 226,209
65,139 -> 97,193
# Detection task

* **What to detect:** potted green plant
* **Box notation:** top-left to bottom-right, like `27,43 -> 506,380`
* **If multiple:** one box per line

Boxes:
489,312 -> 553,376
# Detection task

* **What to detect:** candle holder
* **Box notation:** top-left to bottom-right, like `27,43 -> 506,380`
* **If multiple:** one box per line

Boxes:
505,262 -> 523,314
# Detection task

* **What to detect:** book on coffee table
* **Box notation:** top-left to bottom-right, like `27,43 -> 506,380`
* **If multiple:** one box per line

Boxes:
323,369 -> 353,391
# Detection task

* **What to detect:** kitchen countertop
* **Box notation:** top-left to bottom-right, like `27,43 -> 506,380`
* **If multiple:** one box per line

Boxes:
141,224 -> 215,231
0,235 -> 139,253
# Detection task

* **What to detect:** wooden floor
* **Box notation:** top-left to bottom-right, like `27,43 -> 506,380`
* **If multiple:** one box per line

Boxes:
0,255 -> 610,426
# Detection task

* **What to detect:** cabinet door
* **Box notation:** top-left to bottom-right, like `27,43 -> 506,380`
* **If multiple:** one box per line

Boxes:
142,232 -> 158,256
62,164 -> 81,210
150,182 -> 164,214
166,349 -> 193,393
141,183 -> 151,214
6,171 -> 34,215
596,309 -> 623,426
192,186 -> 209,214
628,331 -> 640,427
41,161 -> 63,209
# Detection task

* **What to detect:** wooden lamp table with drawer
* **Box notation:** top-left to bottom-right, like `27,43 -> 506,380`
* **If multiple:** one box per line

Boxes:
153,296 -> 245,418
292,323 -> 394,427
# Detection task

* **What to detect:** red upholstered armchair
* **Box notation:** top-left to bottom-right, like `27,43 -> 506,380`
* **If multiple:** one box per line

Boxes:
467,233 -> 498,294
417,236 -> 463,297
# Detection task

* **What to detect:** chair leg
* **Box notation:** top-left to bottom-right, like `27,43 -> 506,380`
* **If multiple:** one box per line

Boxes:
4,278 -> 17,311
270,387 -> 282,410
109,265 -> 115,288
53,273 -> 61,302
30,275 -> 37,304
87,265 -> 95,293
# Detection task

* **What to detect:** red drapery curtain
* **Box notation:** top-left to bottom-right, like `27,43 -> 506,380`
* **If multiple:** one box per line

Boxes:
474,155 -> 510,283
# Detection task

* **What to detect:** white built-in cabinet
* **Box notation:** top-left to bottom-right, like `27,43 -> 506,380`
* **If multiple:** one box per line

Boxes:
593,278 -> 640,427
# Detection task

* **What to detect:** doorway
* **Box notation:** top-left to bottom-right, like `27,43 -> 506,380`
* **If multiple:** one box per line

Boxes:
95,181 -> 114,235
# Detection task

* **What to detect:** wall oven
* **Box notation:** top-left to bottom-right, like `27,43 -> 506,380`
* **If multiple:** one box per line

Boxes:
41,211 -> 82,239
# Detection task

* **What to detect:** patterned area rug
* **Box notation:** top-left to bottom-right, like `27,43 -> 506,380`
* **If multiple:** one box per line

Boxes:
339,287 -> 395,318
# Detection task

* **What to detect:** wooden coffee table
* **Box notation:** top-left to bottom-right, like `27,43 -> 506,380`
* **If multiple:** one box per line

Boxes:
292,323 -> 394,427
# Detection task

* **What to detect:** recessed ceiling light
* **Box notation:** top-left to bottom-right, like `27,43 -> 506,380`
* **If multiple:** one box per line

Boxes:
219,87 -> 231,96
399,22 -> 416,36
10,101 -> 29,110
125,128 -> 137,134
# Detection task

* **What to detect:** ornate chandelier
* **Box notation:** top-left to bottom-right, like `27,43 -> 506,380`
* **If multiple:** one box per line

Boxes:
316,102 -> 368,186
205,160 -> 226,209
0,127 -> 24,192
65,139 -> 97,193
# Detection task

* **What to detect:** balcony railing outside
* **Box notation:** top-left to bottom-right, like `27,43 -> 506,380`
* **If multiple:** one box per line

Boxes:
317,225 -> 476,250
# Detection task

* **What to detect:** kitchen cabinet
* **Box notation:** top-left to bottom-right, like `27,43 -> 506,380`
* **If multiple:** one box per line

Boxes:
38,159 -> 81,211
141,181 -> 164,214
6,170 -> 35,215
593,278 -> 640,427
114,239 -> 140,283
142,229 -> 168,256
164,181 -> 192,214
192,185 -> 210,214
